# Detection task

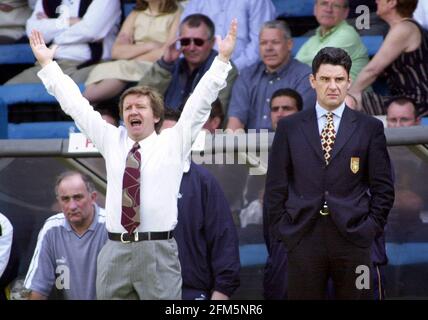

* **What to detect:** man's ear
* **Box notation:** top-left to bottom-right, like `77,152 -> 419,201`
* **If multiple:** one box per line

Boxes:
91,191 -> 97,203
309,74 -> 316,89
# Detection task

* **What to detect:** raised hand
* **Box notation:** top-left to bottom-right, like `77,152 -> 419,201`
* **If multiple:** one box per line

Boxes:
162,37 -> 182,64
216,18 -> 237,63
29,30 -> 57,68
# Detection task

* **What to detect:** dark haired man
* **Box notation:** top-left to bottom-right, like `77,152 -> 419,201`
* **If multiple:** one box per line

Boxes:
265,47 -> 394,299
269,88 -> 303,131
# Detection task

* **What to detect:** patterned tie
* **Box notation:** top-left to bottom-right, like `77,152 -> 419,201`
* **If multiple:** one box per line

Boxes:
121,142 -> 141,234
320,112 -> 336,165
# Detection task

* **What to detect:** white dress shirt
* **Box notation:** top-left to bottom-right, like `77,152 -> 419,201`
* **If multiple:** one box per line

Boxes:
38,57 -> 231,233
26,0 -> 120,61
315,102 -> 346,135
0,213 -> 13,278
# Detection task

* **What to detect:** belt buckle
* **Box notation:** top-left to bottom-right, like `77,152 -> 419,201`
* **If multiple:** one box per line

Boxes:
320,204 -> 330,216
120,232 -> 131,243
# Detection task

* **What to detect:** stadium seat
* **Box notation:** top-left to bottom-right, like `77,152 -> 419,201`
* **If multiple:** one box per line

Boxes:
0,44 -> 35,65
273,0 -> 315,17
123,2 -> 135,17
0,83 -> 85,139
8,121 -> 79,139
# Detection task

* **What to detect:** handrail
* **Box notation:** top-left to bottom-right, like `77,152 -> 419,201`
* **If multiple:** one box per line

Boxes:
0,126 -> 427,157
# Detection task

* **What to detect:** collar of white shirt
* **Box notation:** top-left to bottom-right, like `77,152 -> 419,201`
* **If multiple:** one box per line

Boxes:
126,131 -> 157,152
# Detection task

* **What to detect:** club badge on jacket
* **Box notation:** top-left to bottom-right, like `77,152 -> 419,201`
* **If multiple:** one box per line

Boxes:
350,157 -> 359,174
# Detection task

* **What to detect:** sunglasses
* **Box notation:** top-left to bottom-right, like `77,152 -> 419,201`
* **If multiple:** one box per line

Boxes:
271,105 -> 296,112
179,37 -> 208,47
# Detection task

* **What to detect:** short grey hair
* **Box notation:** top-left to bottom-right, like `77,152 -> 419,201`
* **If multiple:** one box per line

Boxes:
260,20 -> 292,40
55,171 -> 96,196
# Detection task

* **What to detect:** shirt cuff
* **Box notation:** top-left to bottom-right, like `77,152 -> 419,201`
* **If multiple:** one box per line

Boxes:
211,56 -> 232,79
37,61 -> 61,81
158,57 -> 176,73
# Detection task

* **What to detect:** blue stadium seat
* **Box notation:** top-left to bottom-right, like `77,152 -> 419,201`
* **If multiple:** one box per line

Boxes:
0,83 -> 85,139
421,117 -> 428,126
0,43 -> 35,65
273,0 -> 315,17
361,35 -> 383,56
123,3 -> 135,18
8,121 -> 79,139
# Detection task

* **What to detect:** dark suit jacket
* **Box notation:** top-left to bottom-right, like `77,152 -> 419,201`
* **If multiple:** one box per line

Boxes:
265,106 -> 394,250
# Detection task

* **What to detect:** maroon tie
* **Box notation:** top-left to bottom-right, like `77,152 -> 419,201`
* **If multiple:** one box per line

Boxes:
121,142 -> 141,234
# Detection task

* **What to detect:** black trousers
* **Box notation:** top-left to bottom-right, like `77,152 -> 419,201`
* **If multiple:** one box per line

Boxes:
287,214 -> 373,300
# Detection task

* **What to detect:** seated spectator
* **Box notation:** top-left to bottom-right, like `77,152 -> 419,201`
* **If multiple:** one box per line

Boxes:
24,171 -> 107,300
269,88 -> 303,131
386,97 -> 428,247
0,0 -> 32,44
227,20 -> 316,131
139,14 -> 238,113
6,0 -> 121,84
386,96 -> 420,128
0,213 -> 13,280
413,0 -> 427,31
262,88 -> 303,300
386,96 -> 423,214
202,98 -> 224,133
347,0 -> 428,117
161,108 -> 240,300
0,212 -> 13,300
83,0 -> 182,103
296,0 -> 369,81
180,0 -> 276,70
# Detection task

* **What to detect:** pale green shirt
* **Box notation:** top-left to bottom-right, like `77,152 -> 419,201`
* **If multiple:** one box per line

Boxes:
296,21 -> 369,81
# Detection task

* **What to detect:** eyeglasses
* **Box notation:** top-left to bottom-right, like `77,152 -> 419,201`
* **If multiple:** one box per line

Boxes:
271,105 -> 296,112
179,37 -> 208,47
318,1 -> 346,10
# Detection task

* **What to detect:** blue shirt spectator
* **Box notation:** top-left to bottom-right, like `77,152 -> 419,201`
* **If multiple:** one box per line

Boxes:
181,0 -> 276,71
227,20 -> 316,131
228,59 -> 315,131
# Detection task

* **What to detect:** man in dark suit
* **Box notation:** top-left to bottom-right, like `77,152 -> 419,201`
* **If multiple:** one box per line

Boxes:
265,47 -> 394,300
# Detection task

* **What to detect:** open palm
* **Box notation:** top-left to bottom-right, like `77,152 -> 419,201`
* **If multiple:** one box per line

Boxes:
29,30 -> 57,67
216,18 -> 237,62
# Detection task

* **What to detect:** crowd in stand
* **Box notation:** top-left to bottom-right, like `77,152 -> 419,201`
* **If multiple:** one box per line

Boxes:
1,0 -> 427,124
1,0 -> 428,300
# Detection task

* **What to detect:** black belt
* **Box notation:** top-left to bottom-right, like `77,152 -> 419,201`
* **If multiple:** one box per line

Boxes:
108,231 -> 173,243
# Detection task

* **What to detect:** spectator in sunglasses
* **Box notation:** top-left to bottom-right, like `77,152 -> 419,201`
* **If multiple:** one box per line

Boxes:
180,0 -> 276,70
139,13 -> 238,115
